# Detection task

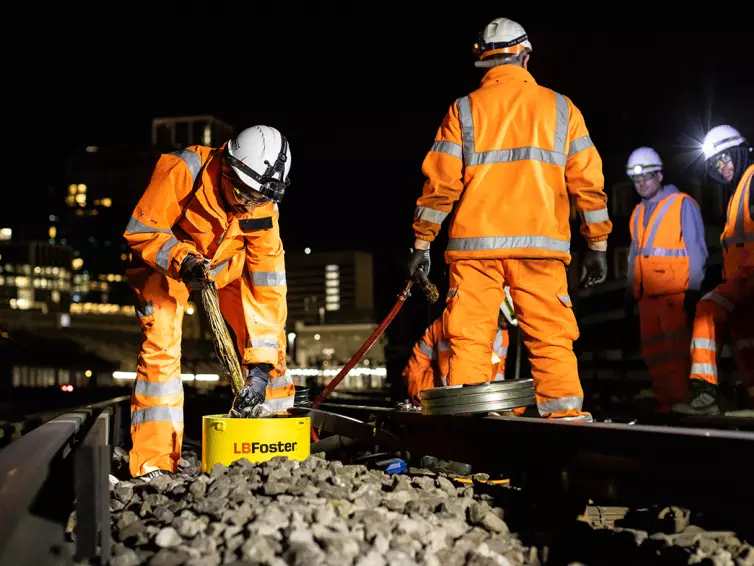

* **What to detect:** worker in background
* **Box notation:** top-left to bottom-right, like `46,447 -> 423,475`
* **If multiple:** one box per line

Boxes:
406,17 -> 612,421
674,125 -> 754,415
123,126 -> 294,479
403,290 -> 516,405
624,147 -> 708,413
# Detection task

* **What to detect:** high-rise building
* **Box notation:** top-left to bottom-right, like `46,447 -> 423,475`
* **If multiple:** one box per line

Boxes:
0,240 -> 73,314
285,250 -> 375,325
151,115 -> 234,151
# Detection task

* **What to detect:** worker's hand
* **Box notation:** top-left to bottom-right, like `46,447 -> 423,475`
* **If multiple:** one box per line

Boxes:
580,250 -> 608,288
180,255 -> 210,290
406,248 -> 431,285
231,363 -> 272,418
683,290 -> 702,323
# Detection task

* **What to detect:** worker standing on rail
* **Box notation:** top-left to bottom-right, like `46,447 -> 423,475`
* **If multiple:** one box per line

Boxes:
405,17 -> 612,421
123,126 -> 294,479
674,125 -> 754,415
623,147 -> 708,413
403,291 -> 516,405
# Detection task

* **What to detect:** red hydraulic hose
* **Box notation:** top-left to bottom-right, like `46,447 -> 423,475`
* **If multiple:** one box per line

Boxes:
312,280 -> 415,409
308,277 -> 439,442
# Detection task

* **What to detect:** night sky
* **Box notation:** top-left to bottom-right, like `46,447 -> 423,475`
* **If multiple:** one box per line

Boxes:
7,8 -> 754,339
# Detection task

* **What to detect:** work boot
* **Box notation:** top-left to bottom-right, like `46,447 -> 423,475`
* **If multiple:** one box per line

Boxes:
672,379 -> 721,415
419,455 -> 472,477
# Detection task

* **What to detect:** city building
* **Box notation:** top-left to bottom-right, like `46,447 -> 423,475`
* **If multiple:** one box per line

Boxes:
285,250 -> 375,325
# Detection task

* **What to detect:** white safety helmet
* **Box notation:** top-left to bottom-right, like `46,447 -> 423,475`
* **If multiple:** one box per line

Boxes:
474,18 -> 532,69
225,125 -> 291,202
626,147 -> 663,177
500,286 -> 518,326
702,125 -> 747,160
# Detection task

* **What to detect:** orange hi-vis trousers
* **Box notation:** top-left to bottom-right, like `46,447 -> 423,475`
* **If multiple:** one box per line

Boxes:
690,266 -> 754,398
127,270 -> 294,477
638,293 -> 692,412
444,258 -> 591,421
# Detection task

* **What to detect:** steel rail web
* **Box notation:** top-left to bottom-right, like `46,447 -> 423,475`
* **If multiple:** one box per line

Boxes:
312,403 -> 754,512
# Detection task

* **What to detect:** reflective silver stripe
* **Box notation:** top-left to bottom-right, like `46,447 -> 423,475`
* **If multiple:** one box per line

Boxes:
557,294 -> 571,304
456,92 -> 569,169
467,147 -> 566,167
440,376 -> 448,386
418,341 -> 434,358
155,236 -> 179,271
134,379 -> 184,397
553,93 -> 569,154
210,260 -> 229,278
493,373 -> 505,381
125,216 -> 173,235
415,206 -> 449,224
691,363 -> 717,377
447,289 -> 458,298
437,340 -> 450,351
251,339 -> 278,349
537,396 -> 583,416
580,208 -> 609,224
690,338 -> 717,352
642,194 -> 679,251
130,406 -> 183,426
723,167 -> 754,247
447,235 -> 570,254
430,140 -> 463,159
168,148 -> 202,185
263,396 -> 294,413
735,339 -> 754,351
135,299 -> 154,318
252,271 -> 287,286
268,375 -> 294,390
701,291 -> 734,312
457,96 -> 475,161
637,247 -> 688,257
567,135 -> 594,157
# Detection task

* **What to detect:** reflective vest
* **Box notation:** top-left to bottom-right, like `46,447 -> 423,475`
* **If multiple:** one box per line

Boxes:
630,192 -> 694,298
722,164 -> 754,276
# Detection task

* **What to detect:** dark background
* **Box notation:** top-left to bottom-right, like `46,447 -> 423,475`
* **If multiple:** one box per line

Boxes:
5,6 -> 753,381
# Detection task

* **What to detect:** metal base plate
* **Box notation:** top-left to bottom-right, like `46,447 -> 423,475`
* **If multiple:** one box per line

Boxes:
421,379 -> 535,415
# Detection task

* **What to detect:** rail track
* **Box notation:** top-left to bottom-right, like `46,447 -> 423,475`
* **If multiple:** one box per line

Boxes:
1,391 -> 752,565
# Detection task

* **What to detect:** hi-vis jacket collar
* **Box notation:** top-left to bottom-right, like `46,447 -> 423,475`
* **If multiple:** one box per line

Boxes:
480,65 -> 536,87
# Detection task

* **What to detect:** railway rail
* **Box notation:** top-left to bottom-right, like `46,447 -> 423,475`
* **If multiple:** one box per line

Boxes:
1,392 -> 752,565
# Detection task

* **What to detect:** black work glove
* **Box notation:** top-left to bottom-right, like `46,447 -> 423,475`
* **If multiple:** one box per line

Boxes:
684,290 -> 703,323
180,255 -> 210,290
231,363 -> 272,418
580,249 -> 608,288
406,248 -> 431,285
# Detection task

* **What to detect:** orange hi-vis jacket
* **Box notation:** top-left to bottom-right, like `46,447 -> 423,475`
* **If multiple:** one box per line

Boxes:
402,317 -> 509,403
412,65 -> 612,264
629,191 -> 698,299
722,164 -> 754,276
124,144 -> 288,374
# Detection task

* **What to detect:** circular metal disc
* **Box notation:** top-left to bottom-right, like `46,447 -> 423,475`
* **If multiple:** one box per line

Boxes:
420,379 -> 535,415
